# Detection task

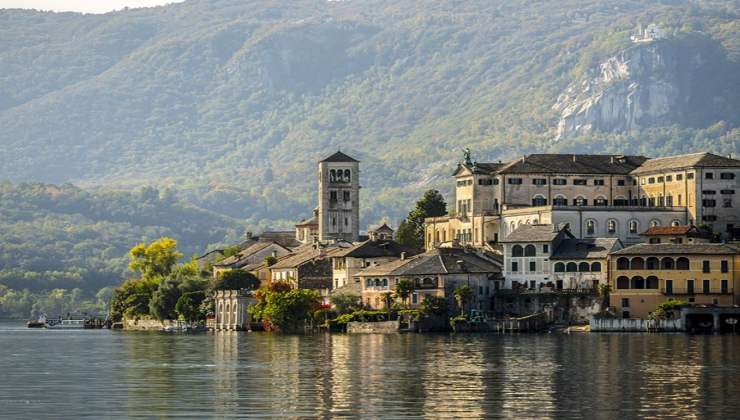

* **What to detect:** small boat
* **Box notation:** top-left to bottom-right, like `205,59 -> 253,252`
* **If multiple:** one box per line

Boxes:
27,314 -> 47,328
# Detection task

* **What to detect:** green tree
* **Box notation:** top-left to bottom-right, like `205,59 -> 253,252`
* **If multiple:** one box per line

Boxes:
129,237 -> 183,280
249,282 -> 320,332
264,255 -> 278,266
394,279 -> 415,306
175,291 -> 206,322
212,269 -> 260,291
421,296 -> 448,316
454,284 -> 473,316
148,278 -> 182,321
108,277 -> 159,321
330,293 -> 361,315
397,190 -> 447,249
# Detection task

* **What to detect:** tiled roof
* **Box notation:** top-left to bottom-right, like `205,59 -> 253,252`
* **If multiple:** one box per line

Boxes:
269,246 -> 343,270
551,238 -> 622,260
356,248 -> 501,277
453,162 -> 507,176
321,151 -> 359,163
331,240 -> 415,258
496,154 -> 647,175
632,152 -> 740,174
611,243 -> 739,255
501,224 -> 571,243
370,223 -> 394,233
295,214 -> 318,227
641,225 -> 711,238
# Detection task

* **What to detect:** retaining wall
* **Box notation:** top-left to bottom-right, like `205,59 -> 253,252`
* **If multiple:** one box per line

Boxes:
347,320 -> 400,334
590,318 -> 683,332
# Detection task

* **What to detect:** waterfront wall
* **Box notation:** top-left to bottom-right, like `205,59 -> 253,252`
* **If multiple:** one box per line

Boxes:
347,320 -> 400,334
590,317 -> 683,332
124,318 -> 172,330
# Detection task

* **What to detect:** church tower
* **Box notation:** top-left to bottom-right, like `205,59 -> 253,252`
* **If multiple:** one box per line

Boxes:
318,151 -> 360,242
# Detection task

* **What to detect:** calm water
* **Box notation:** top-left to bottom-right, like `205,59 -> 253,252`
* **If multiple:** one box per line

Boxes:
1,322 -> 739,419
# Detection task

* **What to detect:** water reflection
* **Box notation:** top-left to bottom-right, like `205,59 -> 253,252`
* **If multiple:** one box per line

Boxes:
2,323 -> 740,419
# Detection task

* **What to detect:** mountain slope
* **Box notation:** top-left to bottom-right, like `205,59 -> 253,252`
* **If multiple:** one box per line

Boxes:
0,0 -> 738,227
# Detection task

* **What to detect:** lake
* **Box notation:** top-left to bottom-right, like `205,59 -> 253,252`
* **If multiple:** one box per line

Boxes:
1,321 -> 739,418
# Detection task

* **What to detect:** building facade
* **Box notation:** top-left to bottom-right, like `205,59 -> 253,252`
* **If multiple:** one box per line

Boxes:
608,244 -> 740,319
213,290 -> 256,331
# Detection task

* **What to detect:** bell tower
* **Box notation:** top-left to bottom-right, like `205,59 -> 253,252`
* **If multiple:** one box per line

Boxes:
318,151 -> 360,242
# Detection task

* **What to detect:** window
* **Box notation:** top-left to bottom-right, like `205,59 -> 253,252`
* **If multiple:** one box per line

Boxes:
666,280 -> 673,294
666,175 -> 672,182
586,220 -> 596,235
344,217 -> 348,226
573,179 -> 587,186
648,177 -> 655,184
703,190 -> 716,195
543,244 -> 549,253
657,176 -> 664,182
687,280 -> 695,294
678,194 -> 682,205
554,262 -> 565,272
629,221 -> 639,234
579,262 -> 590,272
594,197 -> 608,206
722,279 -> 729,294
511,261 -> 519,272
613,198 -> 629,206
705,172 -> 714,179
594,179 -> 605,186
676,174 -> 683,181
648,197 -> 656,207
617,179 -> 625,186
703,261 -> 710,273
721,172 -> 736,180
721,260 -> 729,273
344,169 -> 351,182
529,261 -> 536,272
676,258 -> 690,270
330,191 -> 338,201
512,245 -> 523,257
508,178 -> 523,185
617,276 -> 629,288
524,245 -> 536,257
553,178 -> 567,185
493,178 -> 500,185
343,191 -> 351,202
566,262 -> 577,272
723,199 -> 733,208
666,195 -> 673,206
702,215 -> 717,222
640,178 -> 646,185
591,262 -> 601,272
721,189 -> 735,195
687,173 -> 694,180
621,298 -> 630,308
532,196 -> 547,206
553,196 -> 568,206
532,178 -> 547,185
332,217 -> 337,226
608,220 -> 617,234
574,197 -> 587,206
702,199 -> 716,208
703,280 -> 710,294
650,220 -> 660,228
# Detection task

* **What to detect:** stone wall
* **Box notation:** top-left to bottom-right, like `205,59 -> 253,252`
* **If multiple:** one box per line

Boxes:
347,320 -> 400,334
124,318 -> 172,330
590,317 -> 683,332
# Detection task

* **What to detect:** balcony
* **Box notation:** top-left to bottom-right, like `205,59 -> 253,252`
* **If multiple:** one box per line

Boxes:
662,288 -> 733,296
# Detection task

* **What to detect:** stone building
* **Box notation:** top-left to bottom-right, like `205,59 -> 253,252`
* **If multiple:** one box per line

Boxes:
608,243 -> 740,319
213,289 -> 256,331
368,223 -> 394,241
212,241 -> 293,279
329,239 -> 414,291
355,247 -> 502,311
318,151 -> 360,242
295,208 -> 319,245
425,152 -> 740,251
640,225 -> 712,244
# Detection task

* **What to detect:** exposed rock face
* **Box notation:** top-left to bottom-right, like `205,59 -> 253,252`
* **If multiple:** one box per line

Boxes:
553,35 -> 739,140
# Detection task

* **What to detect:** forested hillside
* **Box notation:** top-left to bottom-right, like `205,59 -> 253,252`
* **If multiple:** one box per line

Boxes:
0,0 -> 738,226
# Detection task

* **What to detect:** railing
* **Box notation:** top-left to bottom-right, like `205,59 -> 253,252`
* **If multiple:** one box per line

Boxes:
662,287 -> 733,295
498,287 -> 597,295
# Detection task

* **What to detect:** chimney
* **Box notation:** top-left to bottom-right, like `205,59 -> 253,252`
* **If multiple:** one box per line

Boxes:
400,252 -> 406,260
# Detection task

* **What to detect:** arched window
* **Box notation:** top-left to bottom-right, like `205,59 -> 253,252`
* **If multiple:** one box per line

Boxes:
586,220 -> 596,235
650,220 -> 660,228
646,276 -> 659,289
512,245 -> 523,257
631,276 -> 645,289
671,220 -> 681,227
594,196 -> 608,206
579,262 -> 590,272
553,196 -> 567,206
617,276 -> 630,289
607,220 -> 617,235
614,196 -> 628,206
422,277 -> 434,286
329,169 -> 336,183
566,262 -> 578,272
524,245 -> 536,257
532,195 -> 547,206
554,262 -> 565,272
344,169 -> 351,183
630,257 -> 645,270
676,257 -> 690,270
382,278 -> 388,287
629,220 -> 639,234
509,222 -> 516,234
617,257 -> 630,270
591,262 -> 601,272
661,257 -> 674,270
646,257 -> 659,270
574,196 -> 587,206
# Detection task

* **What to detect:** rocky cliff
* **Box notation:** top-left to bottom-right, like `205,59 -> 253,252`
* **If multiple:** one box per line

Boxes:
553,33 -> 740,141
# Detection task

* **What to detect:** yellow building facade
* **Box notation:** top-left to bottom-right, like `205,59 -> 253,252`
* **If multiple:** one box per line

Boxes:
608,243 -> 740,319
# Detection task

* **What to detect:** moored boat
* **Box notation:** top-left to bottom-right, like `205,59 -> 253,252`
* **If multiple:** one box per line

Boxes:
45,317 -> 87,329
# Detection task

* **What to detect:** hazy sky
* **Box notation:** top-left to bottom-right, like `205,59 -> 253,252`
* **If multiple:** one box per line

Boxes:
0,0 -> 184,13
